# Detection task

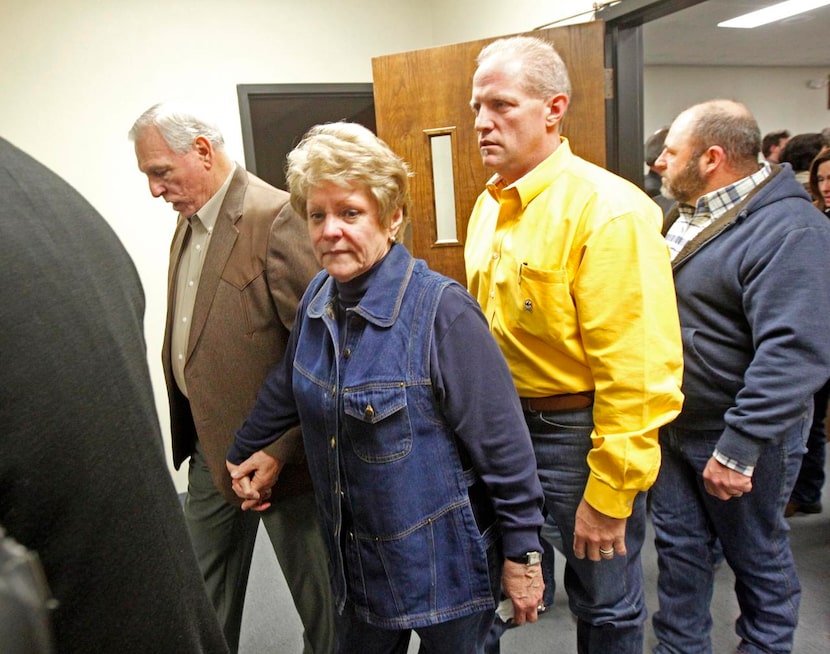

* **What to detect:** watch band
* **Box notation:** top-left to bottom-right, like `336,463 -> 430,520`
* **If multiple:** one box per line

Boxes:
507,551 -> 543,565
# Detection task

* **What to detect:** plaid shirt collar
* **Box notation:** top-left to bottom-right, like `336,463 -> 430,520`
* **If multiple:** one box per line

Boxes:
677,161 -> 771,223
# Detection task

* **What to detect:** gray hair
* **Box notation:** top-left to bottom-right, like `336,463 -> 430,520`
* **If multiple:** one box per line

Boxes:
285,122 -> 411,242
477,35 -> 572,99
128,102 -> 225,154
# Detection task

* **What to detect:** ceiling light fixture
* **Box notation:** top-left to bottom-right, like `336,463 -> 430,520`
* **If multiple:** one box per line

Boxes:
718,0 -> 830,29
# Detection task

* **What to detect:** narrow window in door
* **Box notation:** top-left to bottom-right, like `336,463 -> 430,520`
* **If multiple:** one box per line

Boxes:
427,130 -> 458,245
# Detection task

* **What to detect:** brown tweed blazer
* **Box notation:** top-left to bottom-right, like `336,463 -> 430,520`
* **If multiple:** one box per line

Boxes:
163,166 -> 319,505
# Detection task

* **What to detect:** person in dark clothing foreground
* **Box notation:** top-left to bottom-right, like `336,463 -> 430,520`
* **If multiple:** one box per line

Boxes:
0,137 -> 228,654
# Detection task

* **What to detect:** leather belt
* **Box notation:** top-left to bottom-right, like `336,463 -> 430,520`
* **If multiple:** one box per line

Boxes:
519,392 -> 594,413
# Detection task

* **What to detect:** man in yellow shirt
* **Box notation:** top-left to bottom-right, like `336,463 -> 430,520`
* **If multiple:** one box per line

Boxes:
466,36 -> 684,653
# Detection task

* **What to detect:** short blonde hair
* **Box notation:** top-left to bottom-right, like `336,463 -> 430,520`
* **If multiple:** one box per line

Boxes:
477,36 -> 571,100
286,122 -> 412,241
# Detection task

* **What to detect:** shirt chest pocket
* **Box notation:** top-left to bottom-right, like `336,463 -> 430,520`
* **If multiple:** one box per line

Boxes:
505,264 -> 576,345
342,383 -> 412,463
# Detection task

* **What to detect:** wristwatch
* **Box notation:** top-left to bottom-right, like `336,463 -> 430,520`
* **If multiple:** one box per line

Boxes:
507,551 -> 542,565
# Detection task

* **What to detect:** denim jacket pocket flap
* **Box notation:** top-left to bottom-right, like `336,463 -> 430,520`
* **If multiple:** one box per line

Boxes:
343,383 -> 407,425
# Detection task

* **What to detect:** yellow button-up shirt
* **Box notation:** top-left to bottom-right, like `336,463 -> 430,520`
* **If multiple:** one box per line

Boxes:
465,139 -> 684,517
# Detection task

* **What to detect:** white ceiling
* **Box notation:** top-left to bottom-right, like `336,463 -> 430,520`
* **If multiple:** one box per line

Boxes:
642,0 -> 830,67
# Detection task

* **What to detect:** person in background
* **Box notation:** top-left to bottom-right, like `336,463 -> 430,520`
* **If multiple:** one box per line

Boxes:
0,136 -> 228,653
644,127 -> 675,214
645,127 -> 669,195
785,148 -> 830,519
129,103 -> 334,653
466,36 -> 684,654
761,129 -> 790,164
651,99 -> 830,654
779,132 -> 824,191
809,149 -> 830,215
227,122 -> 546,653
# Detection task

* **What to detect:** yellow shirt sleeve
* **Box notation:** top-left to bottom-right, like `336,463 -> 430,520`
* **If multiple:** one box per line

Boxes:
575,209 -> 684,517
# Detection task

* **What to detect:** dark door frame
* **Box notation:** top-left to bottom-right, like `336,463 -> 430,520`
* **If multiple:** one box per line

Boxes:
598,0 -> 707,182
237,83 -> 375,190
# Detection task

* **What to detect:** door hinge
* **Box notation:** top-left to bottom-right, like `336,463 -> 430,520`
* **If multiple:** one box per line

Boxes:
604,68 -> 614,100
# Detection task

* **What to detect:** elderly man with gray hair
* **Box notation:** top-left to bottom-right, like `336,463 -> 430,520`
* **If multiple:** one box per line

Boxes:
129,103 -> 334,653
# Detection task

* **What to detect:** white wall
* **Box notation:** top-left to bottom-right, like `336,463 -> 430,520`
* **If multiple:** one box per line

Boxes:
428,0 -> 597,44
4,0 -> 826,490
645,65 -> 830,139
0,0 -> 593,490
0,0 -> 432,490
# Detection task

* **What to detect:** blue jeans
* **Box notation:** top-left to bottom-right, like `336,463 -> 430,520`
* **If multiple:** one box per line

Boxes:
790,380 -> 828,505
334,543 -> 501,653
527,407 -> 647,654
336,607 -> 494,654
651,422 -> 806,654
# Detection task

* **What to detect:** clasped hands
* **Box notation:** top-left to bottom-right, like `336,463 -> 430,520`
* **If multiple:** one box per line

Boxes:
225,451 -> 283,511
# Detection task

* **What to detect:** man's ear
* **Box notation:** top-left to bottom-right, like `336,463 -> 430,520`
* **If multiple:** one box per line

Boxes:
193,136 -> 214,168
545,93 -> 569,128
701,145 -> 726,175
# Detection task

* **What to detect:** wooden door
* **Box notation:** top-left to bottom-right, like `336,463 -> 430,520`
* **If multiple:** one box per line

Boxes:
372,22 -> 606,284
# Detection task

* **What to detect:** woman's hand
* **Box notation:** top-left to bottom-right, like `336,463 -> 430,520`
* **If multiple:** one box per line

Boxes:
502,559 -> 545,626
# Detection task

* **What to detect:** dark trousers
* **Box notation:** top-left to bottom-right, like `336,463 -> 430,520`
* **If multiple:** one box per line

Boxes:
790,380 -> 829,505
334,544 -> 501,654
184,444 -> 335,653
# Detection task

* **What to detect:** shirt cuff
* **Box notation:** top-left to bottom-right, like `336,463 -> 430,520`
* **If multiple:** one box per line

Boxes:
501,527 -> 543,561
713,449 -> 755,476
583,474 -> 638,519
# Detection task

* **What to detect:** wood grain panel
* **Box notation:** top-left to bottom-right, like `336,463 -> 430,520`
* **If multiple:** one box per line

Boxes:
373,22 -> 606,284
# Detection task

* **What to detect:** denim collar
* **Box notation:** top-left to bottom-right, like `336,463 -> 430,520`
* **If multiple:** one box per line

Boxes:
307,244 -> 415,328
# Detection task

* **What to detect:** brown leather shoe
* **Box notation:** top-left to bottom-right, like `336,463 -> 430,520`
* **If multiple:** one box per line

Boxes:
785,501 -> 822,517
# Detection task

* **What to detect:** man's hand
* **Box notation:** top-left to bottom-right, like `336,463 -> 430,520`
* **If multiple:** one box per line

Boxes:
502,559 -> 545,626
703,456 -> 752,500
226,451 -> 283,512
573,498 -> 627,561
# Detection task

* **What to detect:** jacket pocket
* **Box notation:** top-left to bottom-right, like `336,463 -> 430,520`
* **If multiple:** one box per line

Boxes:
342,383 -> 412,463
346,501 -> 491,625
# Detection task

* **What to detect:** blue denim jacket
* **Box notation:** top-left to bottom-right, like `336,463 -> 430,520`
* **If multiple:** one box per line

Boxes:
231,245 -> 544,629
300,248 -> 497,629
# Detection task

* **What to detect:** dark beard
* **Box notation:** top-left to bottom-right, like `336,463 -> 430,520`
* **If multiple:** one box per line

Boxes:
662,156 -> 706,205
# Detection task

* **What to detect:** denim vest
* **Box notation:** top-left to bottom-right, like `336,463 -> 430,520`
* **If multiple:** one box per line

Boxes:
292,246 -> 496,629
